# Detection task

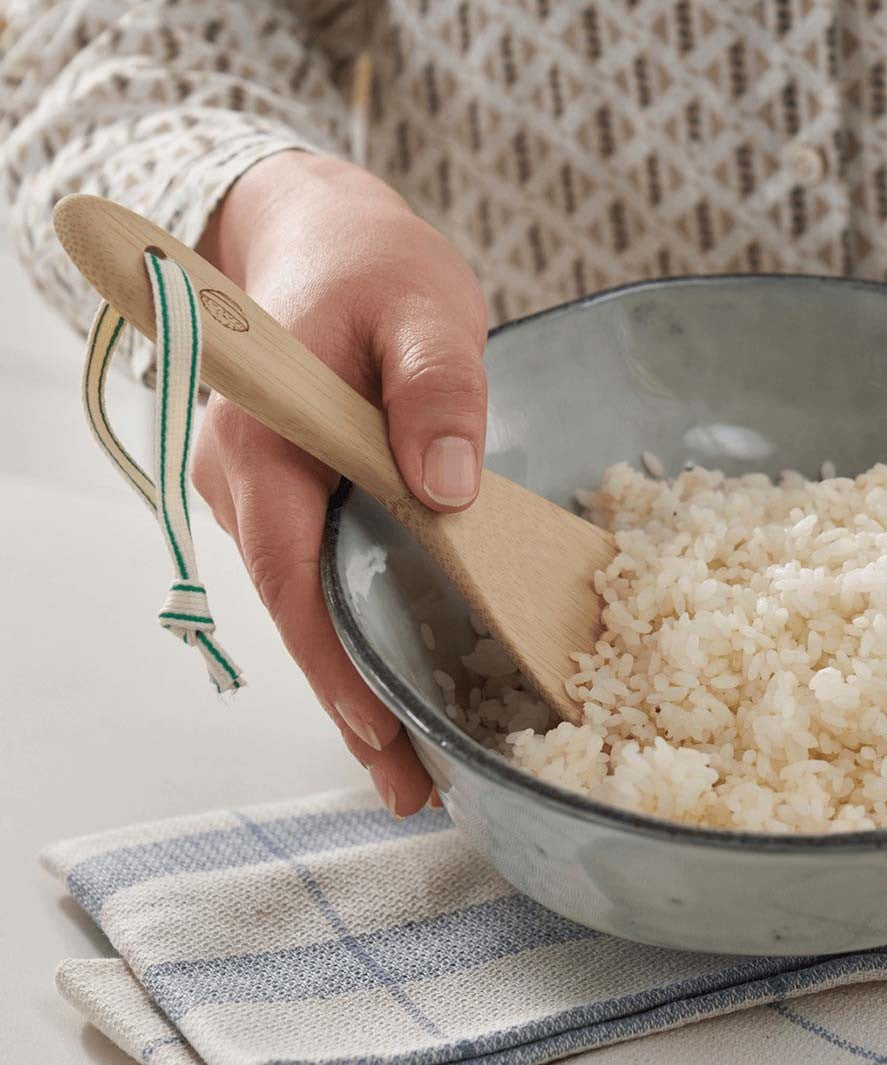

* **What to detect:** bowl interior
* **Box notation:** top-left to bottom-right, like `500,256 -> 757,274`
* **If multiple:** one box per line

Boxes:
323,276 -> 887,789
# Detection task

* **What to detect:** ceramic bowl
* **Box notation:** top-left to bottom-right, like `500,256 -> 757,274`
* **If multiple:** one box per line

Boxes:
322,275 -> 887,956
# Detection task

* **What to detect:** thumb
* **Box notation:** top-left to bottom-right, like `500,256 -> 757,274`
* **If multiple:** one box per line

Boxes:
376,287 -> 489,513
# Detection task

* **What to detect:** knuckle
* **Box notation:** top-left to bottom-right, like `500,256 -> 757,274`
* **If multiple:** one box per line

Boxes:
208,506 -> 234,537
241,527 -> 318,639
246,543 -> 294,622
390,351 -> 487,417
205,394 -> 251,453
190,434 -> 214,500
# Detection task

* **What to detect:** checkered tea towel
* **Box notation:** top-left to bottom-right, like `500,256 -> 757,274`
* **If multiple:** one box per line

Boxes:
43,788 -> 887,1065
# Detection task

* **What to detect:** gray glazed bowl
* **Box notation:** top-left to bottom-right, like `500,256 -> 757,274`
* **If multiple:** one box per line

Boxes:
322,275 -> 887,956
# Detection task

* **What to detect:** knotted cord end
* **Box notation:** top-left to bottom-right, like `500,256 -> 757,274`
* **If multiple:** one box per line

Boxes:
159,580 -> 215,636
84,253 -> 247,697
158,580 -> 245,693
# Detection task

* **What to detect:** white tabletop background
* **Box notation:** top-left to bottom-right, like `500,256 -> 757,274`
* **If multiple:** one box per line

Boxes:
0,196 -> 367,1064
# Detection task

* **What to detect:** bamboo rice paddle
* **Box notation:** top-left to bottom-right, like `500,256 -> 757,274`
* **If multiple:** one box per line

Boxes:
53,195 -> 615,723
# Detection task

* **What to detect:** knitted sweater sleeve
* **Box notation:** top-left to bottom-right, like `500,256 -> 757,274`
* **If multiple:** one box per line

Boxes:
0,0 -> 351,376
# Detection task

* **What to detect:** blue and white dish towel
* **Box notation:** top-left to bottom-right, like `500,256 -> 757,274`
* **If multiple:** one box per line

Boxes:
44,788 -> 887,1065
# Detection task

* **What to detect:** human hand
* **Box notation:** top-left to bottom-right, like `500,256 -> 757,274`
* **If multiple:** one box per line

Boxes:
193,151 -> 488,815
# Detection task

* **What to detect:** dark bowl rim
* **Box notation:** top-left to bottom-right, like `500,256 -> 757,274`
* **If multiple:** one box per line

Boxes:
322,272 -> 887,854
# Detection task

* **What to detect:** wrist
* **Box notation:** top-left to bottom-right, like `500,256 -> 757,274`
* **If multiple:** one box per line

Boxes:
198,150 -> 312,287
197,150 -> 407,290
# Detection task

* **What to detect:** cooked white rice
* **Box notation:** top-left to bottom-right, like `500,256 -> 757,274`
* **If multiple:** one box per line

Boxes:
451,461 -> 887,834
420,622 -> 437,651
641,450 -> 664,478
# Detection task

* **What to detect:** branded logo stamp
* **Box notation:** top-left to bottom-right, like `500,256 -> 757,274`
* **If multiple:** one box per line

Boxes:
199,289 -> 249,332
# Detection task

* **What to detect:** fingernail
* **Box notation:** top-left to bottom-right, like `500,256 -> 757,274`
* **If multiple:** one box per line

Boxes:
422,436 -> 478,507
369,765 -> 400,819
335,702 -> 382,751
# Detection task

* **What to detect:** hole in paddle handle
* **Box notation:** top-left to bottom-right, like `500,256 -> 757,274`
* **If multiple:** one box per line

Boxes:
145,245 -> 167,259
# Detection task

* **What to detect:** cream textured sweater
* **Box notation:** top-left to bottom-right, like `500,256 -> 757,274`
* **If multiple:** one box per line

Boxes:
2,0 -> 886,376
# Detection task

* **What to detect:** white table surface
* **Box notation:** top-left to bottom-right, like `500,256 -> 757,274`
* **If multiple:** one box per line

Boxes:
3,472 -> 367,1065
0,203 -> 365,1064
